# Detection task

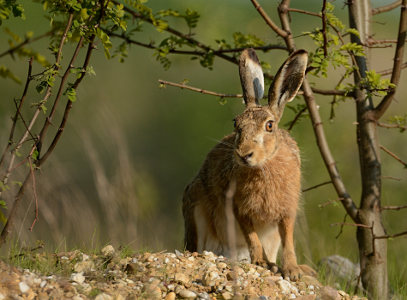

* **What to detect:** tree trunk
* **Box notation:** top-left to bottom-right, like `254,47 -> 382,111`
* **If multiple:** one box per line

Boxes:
348,1 -> 388,298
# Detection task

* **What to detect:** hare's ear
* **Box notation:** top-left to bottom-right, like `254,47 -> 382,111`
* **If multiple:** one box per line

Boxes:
239,48 -> 264,107
268,50 -> 308,118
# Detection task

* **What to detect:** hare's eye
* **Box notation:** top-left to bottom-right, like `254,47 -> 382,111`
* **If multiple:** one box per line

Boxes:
265,120 -> 273,132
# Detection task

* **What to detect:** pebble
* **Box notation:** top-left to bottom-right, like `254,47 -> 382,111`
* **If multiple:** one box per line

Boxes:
277,279 -> 293,294
175,272 -> 190,284
70,272 -> 85,284
165,292 -> 176,300
19,281 -> 30,293
179,289 -> 197,299
221,291 -> 233,299
95,293 -> 113,300
101,245 -> 115,257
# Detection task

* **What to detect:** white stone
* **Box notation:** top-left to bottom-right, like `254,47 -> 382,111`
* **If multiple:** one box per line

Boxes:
277,279 -> 292,294
82,254 -> 90,261
40,280 -> 47,288
0,293 -> 5,300
71,272 -> 85,284
289,294 -> 296,299
19,281 -> 30,293
308,285 -> 314,290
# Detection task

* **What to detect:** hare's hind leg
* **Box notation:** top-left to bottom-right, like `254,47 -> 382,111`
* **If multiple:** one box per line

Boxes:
182,182 -> 198,251
183,179 -> 220,253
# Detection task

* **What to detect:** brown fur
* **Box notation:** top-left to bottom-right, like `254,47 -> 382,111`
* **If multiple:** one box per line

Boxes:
182,49 -> 308,280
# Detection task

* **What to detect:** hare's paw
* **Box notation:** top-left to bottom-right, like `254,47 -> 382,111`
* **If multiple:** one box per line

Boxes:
267,262 -> 280,274
251,256 -> 269,269
282,264 -> 303,281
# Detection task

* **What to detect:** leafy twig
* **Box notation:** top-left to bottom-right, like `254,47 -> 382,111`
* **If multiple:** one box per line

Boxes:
381,205 -> 407,211
0,31 -> 51,59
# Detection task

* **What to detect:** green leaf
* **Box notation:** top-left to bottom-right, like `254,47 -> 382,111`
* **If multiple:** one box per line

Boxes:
65,87 -> 77,102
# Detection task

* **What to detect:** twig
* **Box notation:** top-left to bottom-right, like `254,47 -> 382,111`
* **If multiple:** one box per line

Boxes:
288,105 -> 307,131
379,144 -> 407,167
36,36 -> 85,156
302,180 -> 332,192
372,0 -> 402,15
381,205 -> 407,211
335,213 -> 348,239
377,121 -> 407,131
311,87 -> 352,97
158,79 -> 243,99
374,0 -> 407,119
109,32 -> 288,54
377,61 -> 407,75
249,0 -> 288,38
374,230 -> 407,239
0,58 -> 33,169
382,176 -> 402,181
330,222 -> 372,228
321,0 -> 328,58
28,158 -> 38,232
0,31 -> 51,59
288,8 -> 320,18
318,197 -> 343,208
118,2 -> 238,65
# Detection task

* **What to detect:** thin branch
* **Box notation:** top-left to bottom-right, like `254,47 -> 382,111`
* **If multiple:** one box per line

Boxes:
36,36 -> 85,156
302,180 -> 332,192
0,31 -> 51,59
381,205 -> 407,211
318,197 -> 344,208
288,8 -> 320,18
377,121 -> 406,131
335,213 -> 348,239
382,176 -> 402,181
372,0 -> 402,15
321,0 -> 328,58
28,158 -> 38,232
377,61 -> 407,75
330,222 -> 372,229
380,144 -> 407,167
158,79 -> 243,99
374,0 -> 407,119
0,58 -> 33,169
249,0 -> 288,38
287,105 -> 307,131
374,230 -> 407,239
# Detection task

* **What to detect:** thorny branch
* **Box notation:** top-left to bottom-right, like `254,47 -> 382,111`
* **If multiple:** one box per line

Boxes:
287,105 -> 307,131
377,121 -> 407,131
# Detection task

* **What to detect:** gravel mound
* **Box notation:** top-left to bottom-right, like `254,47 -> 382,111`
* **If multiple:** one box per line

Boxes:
0,245 -> 367,300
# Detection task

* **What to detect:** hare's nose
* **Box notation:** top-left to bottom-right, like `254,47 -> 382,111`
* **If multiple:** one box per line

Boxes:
237,151 -> 253,164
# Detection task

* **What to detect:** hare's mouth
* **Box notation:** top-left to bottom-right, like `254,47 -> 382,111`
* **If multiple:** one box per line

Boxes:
234,151 -> 261,168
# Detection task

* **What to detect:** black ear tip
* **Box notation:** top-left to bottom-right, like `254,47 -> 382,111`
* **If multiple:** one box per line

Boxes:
292,49 -> 308,57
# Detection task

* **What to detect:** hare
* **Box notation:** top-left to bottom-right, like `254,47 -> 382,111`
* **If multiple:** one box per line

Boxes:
182,48 -> 308,280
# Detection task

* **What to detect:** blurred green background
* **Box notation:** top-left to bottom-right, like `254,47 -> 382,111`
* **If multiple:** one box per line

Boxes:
0,0 -> 406,285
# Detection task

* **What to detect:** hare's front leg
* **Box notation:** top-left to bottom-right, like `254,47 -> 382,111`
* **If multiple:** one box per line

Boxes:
234,212 -> 268,268
278,215 -> 302,281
